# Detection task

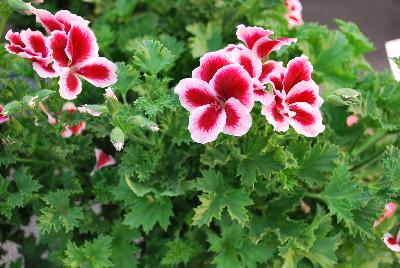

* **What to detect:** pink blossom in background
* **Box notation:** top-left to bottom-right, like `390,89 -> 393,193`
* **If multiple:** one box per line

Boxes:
365,128 -> 374,136
91,148 -> 116,175
60,102 -> 86,138
374,202 -> 397,226
261,56 -> 325,137
5,29 -> 57,78
346,114 -> 359,127
0,105 -> 10,124
284,0 -> 304,28
20,215 -> 40,245
384,231 -> 400,252
175,64 -> 254,144
0,241 -> 22,268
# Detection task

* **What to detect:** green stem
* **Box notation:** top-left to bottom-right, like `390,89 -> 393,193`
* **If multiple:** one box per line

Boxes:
303,192 -> 322,200
351,130 -> 387,157
127,133 -> 154,147
0,15 -> 8,36
350,149 -> 386,171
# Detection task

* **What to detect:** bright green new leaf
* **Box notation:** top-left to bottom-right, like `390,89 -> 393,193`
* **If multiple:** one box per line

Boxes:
133,40 -> 175,75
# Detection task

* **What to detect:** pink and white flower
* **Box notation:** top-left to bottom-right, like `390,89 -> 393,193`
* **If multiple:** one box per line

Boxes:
175,64 -> 254,144
34,9 -> 89,33
48,23 -> 117,100
374,202 -> 397,226
236,24 -> 297,60
384,231 -> 400,252
346,114 -> 359,127
91,148 -> 116,175
0,105 -> 10,124
284,0 -> 304,29
60,102 -> 86,138
5,29 -> 57,78
261,55 -> 325,137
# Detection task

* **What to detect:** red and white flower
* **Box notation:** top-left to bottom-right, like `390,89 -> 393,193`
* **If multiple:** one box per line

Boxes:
0,105 -> 10,124
236,24 -> 297,60
261,56 -> 325,137
5,29 -> 57,78
175,64 -> 254,144
34,9 -> 89,33
60,102 -> 86,138
48,23 -> 117,100
91,148 -> 116,175
284,0 -> 304,29
374,202 -> 397,226
384,231 -> 400,252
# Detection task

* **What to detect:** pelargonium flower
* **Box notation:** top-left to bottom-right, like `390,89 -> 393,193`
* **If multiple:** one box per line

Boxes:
175,64 -> 254,144
346,114 -> 359,127
5,29 -> 57,78
384,231 -> 400,252
34,9 -> 89,33
91,148 -> 116,175
193,49 -> 283,104
60,102 -> 86,138
236,24 -> 297,60
284,0 -> 304,28
48,23 -> 117,99
0,105 -> 10,124
261,55 -> 325,137
375,202 -> 397,226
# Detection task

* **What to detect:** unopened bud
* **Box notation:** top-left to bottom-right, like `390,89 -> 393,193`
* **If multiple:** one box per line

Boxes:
104,88 -> 119,116
4,0 -> 34,14
325,88 -> 361,106
110,127 -> 125,151
78,104 -> 107,117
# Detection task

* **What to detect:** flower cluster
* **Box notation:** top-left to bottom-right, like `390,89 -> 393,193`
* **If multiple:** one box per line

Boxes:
175,24 -> 325,143
5,8 -> 117,100
284,0 -> 304,28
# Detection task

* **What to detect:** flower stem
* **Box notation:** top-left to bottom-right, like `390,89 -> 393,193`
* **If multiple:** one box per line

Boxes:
351,130 -> 387,157
0,15 -> 8,36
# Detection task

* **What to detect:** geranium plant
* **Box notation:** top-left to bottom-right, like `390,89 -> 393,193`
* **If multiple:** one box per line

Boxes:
0,0 -> 400,267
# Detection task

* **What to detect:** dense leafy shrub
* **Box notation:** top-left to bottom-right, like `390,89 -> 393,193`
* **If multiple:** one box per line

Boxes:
0,0 -> 400,267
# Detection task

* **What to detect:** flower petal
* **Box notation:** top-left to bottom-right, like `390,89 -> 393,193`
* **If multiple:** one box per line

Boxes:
285,80 -> 323,107
174,78 -> 217,112
48,30 -> 69,68
5,30 -> 25,47
283,55 -> 313,92
188,105 -> 227,144
94,148 -> 116,172
32,62 -> 58,78
254,90 -> 275,105
236,24 -> 274,49
69,121 -> 86,135
62,102 -> 77,113
34,9 -> 64,33
54,10 -> 90,33
261,99 -> 289,132
253,37 -> 297,60
210,64 -> 254,110
259,60 -> 284,84
0,105 -> 10,124
287,103 -> 325,137
384,233 -> 400,252
286,12 -> 304,29
228,48 -> 262,79
76,57 -> 117,87
20,29 -> 49,58
66,24 -> 99,67
58,68 -> 82,100
192,50 -> 233,82
223,98 -> 252,136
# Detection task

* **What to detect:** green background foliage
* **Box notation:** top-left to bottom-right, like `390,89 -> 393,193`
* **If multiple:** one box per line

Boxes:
0,0 -> 400,267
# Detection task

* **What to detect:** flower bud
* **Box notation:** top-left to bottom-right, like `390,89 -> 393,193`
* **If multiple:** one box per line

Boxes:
104,88 -> 119,116
325,88 -> 361,106
110,127 -> 125,151
78,105 -> 108,117
4,0 -> 34,14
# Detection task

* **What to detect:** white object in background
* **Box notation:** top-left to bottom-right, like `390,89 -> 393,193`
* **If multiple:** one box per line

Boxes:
385,38 -> 400,81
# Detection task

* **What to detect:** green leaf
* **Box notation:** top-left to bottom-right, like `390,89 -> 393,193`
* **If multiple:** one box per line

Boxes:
0,167 -> 42,219
186,21 -> 222,58
237,136 -> 283,187
192,170 -> 253,226
336,19 -> 375,55
111,224 -> 140,268
38,190 -> 84,233
134,94 -> 175,117
133,40 -> 174,75
303,234 -> 341,268
319,166 -> 363,222
161,239 -> 196,266
113,62 -> 141,97
64,235 -> 113,268
123,196 -> 173,233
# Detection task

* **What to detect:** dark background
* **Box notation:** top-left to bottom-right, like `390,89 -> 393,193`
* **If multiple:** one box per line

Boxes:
303,0 -> 400,71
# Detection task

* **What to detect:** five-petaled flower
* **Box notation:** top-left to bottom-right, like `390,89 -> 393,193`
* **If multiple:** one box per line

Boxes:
284,0 -> 304,28
48,23 -> 117,100
0,105 -> 10,124
91,148 -> 116,175
261,55 -> 325,137
384,231 -> 400,252
175,64 -> 254,144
